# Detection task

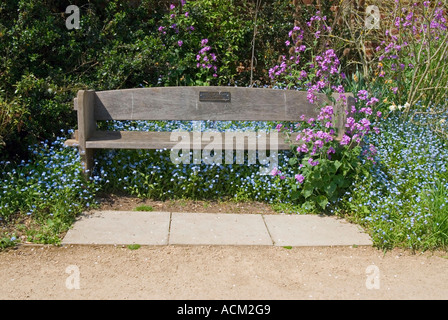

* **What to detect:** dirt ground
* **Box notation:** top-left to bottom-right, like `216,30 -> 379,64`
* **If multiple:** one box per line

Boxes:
1,195 -> 448,300
96,194 -> 281,214
1,245 -> 447,300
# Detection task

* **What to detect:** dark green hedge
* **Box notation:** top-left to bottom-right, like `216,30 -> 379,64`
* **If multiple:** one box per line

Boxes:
0,0 -> 295,159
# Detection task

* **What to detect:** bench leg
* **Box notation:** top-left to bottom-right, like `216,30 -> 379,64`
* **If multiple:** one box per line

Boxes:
80,148 -> 95,177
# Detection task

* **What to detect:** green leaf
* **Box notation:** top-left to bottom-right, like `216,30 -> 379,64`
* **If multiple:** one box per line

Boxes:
289,157 -> 298,166
316,195 -> 329,209
301,201 -> 314,211
334,160 -> 342,171
302,183 -> 313,199
333,174 -> 345,186
291,190 -> 301,200
324,182 -> 337,197
311,170 -> 321,180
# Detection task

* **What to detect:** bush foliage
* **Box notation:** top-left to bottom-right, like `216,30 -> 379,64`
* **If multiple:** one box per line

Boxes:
0,0 -> 295,157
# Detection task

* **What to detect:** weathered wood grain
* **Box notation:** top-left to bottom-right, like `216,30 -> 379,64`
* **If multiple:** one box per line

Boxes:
77,90 -> 96,173
93,87 -> 331,121
85,131 -> 299,150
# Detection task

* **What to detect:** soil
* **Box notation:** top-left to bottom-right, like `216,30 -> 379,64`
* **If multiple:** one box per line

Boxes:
1,195 -> 447,300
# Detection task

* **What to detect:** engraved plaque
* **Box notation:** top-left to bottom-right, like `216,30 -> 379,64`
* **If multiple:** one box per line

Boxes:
199,91 -> 231,102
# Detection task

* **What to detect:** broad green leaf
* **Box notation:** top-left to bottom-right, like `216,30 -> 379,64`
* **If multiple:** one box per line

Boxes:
289,157 -> 298,165
302,183 -> 313,199
334,160 -> 342,171
324,182 -> 337,197
316,195 -> 329,209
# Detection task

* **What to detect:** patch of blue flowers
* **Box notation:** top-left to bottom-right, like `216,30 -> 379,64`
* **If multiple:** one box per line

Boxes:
1,115 -> 447,250
341,114 -> 448,250
0,133 -> 98,243
94,120 -> 295,203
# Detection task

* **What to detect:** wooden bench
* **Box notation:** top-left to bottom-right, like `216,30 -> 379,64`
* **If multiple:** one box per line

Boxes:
64,86 -> 352,175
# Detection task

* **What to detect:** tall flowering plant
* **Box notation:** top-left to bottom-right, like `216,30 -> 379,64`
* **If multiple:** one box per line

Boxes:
269,11 -> 382,212
155,0 -> 219,86
373,0 -> 448,138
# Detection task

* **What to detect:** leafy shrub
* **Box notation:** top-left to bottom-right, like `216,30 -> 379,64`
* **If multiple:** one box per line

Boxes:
0,0 -> 295,157
0,97 -> 26,150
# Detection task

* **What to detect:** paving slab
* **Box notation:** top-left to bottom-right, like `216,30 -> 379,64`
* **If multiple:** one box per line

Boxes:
263,214 -> 372,246
169,212 -> 273,246
62,211 -> 372,247
62,211 -> 170,245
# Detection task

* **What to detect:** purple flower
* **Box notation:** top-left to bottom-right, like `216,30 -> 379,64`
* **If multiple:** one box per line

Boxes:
308,158 -> 319,166
357,90 -> 369,101
297,144 -> 308,153
366,97 -> 379,106
345,117 -> 356,130
320,105 -> 334,116
360,107 -> 373,115
307,90 -> 316,104
295,174 -> 305,183
170,4 -> 175,10
340,134 -> 351,146
177,40 -> 183,47
314,140 -> 324,148
360,118 -> 371,130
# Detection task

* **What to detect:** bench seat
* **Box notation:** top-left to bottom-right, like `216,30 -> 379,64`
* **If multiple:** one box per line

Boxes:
65,130 -> 298,150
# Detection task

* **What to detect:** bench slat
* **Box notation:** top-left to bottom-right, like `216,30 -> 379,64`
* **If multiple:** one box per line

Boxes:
94,87 -> 332,121
84,131 -> 298,150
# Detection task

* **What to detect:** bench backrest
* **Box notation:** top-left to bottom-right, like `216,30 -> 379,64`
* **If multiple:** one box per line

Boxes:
74,87 -> 353,147
75,86 -> 351,120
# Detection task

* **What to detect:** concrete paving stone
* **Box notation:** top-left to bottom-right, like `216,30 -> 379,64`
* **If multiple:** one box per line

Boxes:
263,214 -> 373,247
169,212 -> 273,246
62,211 -> 171,245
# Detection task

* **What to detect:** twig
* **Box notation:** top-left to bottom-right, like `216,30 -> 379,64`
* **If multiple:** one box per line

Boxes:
250,0 -> 261,87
